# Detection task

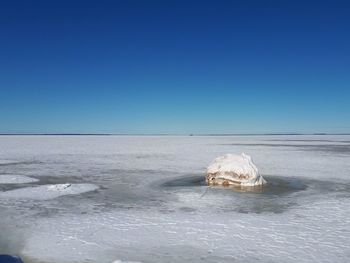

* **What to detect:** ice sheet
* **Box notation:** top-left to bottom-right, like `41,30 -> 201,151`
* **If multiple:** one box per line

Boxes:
0,183 -> 99,200
0,174 -> 38,184
0,135 -> 349,263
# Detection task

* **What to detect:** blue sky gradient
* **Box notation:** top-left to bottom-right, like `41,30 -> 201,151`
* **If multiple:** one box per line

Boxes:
1,0 -> 349,134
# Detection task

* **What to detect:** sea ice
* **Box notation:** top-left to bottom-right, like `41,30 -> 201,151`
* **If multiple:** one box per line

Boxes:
0,135 -> 350,263
0,160 -> 18,165
0,174 -> 39,184
206,153 -> 266,186
0,183 -> 99,200
112,260 -> 142,263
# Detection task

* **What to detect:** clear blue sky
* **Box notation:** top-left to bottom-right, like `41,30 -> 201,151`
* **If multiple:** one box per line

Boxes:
1,0 -> 349,134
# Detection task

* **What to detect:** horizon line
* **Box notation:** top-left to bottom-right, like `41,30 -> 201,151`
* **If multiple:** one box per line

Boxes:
0,133 -> 350,136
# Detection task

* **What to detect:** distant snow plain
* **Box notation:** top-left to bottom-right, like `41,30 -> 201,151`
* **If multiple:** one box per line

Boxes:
0,135 -> 349,263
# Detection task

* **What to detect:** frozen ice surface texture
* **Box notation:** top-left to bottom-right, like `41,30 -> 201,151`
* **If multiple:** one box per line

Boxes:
0,135 -> 350,263
0,174 -> 39,184
0,183 -> 99,200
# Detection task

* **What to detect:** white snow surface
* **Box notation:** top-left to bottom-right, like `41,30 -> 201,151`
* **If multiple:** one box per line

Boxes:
0,183 -> 99,200
0,174 -> 39,184
206,153 -> 266,186
112,260 -> 142,263
0,135 -> 349,263
0,159 -> 19,165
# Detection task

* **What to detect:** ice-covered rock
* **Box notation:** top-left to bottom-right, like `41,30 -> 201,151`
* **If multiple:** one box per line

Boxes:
206,153 -> 266,187
0,183 -> 99,200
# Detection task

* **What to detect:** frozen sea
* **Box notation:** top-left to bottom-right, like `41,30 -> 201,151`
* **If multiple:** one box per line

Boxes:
0,135 -> 350,263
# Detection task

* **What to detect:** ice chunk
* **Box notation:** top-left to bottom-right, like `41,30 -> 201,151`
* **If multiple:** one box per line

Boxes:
0,174 -> 39,184
206,153 -> 266,186
47,183 -> 72,191
0,183 -> 99,200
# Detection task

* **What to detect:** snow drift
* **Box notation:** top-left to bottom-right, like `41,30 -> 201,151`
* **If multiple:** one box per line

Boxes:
0,183 -> 99,200
0,174 -> 39,184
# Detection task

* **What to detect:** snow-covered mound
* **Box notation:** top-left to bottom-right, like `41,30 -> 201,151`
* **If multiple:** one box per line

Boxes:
0,183 -> 99,200
206,153 -> 266,186
0,174 -> 39,184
